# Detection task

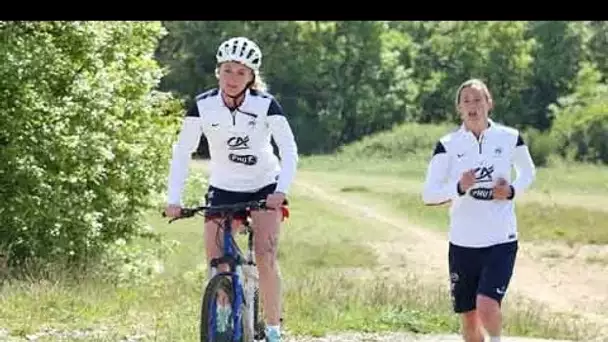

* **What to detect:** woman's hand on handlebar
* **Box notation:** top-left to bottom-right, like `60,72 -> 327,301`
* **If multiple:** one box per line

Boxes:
164,204 -> 182,218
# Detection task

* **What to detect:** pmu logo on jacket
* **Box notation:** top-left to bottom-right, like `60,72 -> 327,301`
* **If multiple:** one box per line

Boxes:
228,153 -> 257,166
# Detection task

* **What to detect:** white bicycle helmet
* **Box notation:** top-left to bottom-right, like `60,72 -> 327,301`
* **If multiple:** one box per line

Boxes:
216,37 -> 262,72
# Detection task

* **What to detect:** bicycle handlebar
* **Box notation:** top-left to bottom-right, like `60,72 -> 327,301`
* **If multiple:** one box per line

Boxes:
162,199 -> 272,224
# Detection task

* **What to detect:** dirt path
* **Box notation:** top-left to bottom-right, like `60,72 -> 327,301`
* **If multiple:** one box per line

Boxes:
285,332 -> 575,342
297,170 -> 608,213
295,179 -> 608,341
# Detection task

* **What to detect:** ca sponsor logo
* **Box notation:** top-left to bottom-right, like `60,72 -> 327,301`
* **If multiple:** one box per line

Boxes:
474,165 -> 494,183
227,136 -> 250,150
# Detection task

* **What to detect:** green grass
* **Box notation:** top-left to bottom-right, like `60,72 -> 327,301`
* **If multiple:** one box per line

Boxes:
303,172 -> 608,245
297,120 -> 608,246
532,158 -> 608,196
301,153 -> 608,199
1,122 -> 606,340
0,165 -> 592,341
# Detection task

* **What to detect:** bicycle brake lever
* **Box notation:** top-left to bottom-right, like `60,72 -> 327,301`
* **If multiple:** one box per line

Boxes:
162,210 -> 182,224
161,211 -> 176,224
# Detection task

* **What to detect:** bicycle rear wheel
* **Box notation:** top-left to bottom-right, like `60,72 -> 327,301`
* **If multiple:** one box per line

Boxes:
200,275 -> 246,342
242,264 -> 265,342
253,287 -> 266,341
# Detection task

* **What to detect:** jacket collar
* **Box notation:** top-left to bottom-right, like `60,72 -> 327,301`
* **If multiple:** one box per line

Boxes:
458,119 -> 496,143
218,88 -> 252,111
459,118 -> 495,134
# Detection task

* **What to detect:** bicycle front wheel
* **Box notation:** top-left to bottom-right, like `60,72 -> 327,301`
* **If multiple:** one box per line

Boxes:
200,275 -> 246,342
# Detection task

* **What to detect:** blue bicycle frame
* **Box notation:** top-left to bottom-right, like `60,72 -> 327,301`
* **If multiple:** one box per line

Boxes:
208,215 -> 246,341
204,201 -> 263,342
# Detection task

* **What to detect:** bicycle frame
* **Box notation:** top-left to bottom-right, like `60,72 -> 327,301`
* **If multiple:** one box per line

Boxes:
208,212 -> 250,342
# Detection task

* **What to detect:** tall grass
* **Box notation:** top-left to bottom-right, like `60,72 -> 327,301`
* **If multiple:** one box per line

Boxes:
0,121 -> 604,340
0,164 -> 593,341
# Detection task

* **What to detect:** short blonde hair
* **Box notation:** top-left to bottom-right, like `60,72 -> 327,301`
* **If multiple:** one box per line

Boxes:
455,78 -> 494,111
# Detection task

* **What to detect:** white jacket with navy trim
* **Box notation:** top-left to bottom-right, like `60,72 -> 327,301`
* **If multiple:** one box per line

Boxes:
422,119 -> 536,248
166,88 -> 298,205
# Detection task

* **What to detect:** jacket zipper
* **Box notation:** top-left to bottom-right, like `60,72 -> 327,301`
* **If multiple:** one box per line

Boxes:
476,134 -> 484,154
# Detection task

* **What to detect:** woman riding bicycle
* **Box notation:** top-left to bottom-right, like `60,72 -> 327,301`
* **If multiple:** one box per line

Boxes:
164,36 -> 299,342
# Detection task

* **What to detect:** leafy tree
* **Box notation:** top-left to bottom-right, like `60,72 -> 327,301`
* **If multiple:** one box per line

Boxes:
0,21 -> 182,268
549,61 -> 608,163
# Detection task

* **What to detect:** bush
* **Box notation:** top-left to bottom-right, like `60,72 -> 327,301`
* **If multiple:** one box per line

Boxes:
521,128 -> 557,167
94,235 -> 179,287
549,61 -> 608,164
0,21 -> 183,268
551,103 -> 608,164
338,122 -> 457,160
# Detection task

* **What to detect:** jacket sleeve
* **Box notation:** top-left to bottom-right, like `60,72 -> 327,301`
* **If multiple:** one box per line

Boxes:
266,98 -> 298,194
422,141 -> 464,205
166,103 -> 204,205
509,133 -> 536,199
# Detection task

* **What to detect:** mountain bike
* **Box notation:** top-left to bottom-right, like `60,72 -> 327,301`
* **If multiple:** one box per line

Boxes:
164,199 -> 283,342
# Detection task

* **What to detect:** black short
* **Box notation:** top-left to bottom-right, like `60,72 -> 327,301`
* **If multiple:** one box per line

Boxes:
204,183 -> 287,220
448,240 -> 518,313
